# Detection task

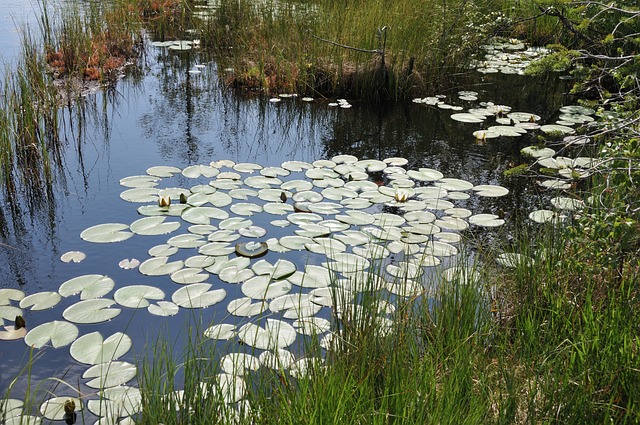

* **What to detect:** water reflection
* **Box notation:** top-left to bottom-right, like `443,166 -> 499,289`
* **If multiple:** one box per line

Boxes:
0,10 -> 573,406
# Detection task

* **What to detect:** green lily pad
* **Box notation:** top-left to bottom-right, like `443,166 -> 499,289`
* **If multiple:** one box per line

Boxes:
0,289 -> 25,305
84,361 -> 137,389
147,165 -> 181,177
182,164 -> 219,178
63,299 -> 121,324
130,216 -> 181,236
148,301 -> 179,317
204,324 -> 236,340
80,223 -> 133,243
24,320 -> 78,348
59,274 -> 115,299
70,331 -> 131,364
227,298 -> 268,317
60,251 -> 86,263
19,292 -> 61,311
114,285 -> 165,308
139,257 -> 184,276
172,283 -> 226,308
242,275 -> 291,300
237,319 -> 297,350
236,241 -> 269,258
40,397 -> 82,421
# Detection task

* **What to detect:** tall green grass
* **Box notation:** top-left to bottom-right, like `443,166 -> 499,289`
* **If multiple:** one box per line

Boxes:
191,0 -> 509,100
0,0 -> 144,199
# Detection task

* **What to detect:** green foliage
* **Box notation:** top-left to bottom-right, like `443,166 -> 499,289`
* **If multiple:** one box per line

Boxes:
524,44 -> 579,75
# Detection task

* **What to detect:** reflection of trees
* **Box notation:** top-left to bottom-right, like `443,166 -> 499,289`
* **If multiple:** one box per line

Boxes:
140,47 -> 335,165
321,73 -> 569,223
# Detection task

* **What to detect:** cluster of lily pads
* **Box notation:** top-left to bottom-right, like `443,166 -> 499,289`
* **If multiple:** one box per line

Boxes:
269,94 -> 353,109
471,38 -> 549,75
1,155 -> 512,423
412,88 -> 598,226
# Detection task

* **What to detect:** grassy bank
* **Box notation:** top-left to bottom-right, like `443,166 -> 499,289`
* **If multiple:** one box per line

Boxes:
133,215 -> 639,423
127,0 -> 513,100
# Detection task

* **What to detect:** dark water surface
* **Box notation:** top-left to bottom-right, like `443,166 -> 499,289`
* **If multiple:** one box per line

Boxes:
0,3 -> 571,412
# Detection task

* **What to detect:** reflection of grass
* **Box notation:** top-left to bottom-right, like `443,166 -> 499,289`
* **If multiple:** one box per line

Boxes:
0,0 -> 143,198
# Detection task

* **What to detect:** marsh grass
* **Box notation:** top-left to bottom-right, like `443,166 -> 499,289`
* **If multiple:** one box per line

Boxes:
0,0 -> 144,199
187,0 -> 509,99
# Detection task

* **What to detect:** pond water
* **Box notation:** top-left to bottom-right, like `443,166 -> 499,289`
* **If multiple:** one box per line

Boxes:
0,2 -> 573,420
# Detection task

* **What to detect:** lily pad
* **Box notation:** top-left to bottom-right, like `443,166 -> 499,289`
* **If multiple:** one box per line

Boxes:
70,331 -> 131,364
236,241 -> 269,258
63,299 -> 121,324
139,257 -> 184,276
148,301 -> 180,317
204,324 -> 236,340
23,320 -> 77,348
237,319 -> 297,350
40,397 -> 82,421
59,274 -> 115,299
60,251 -> 86,263
130,216 -> 181,236
84,361 -> 137,389
172,283 -> 226,308
114,285 -> 165,308
80,223 -> 133,243
227,298 -> 268,317
19,292 -> 61,311
0,289 -> 25,305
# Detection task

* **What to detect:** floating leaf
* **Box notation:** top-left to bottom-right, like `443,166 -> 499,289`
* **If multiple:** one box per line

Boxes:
242,275 -> 291,300
288,265 -> 334,288
130,216 -> 180,236
119,258 -> 140,270
0,325 -> 27,341
0,289 -> 25,305
227,298 -> 268,317
139,257 -> 184,276
172,283 -> 226,308
84,361 -> 137,389
70,331 -> 131,364
80,223 -> 133,243
221,353 -> 260,376
550,196 -> 583,211
182,164 -> 219,178
450,113 -> 485,123
529,209 -> 557,223
148,301 -> 179,317
472,185 -> 509,197
63,299 -> 121,324
59,275 -> 115,299
170,268 -> 209,285
86,386 -> 141,418
468,213 -> 505,227
114,285 -> 165,308
540,124 -> 575,134
119,175 -> 159,188
19,292 -> 61,311
40,397 -> 82,421
236,241 -> 269,258
259,349 -> 296,370
204,324 -> 236,340
181,206 -> 229,224
237,319 -> 296,349
60,251 -> 86,263
24,320 -> 78,348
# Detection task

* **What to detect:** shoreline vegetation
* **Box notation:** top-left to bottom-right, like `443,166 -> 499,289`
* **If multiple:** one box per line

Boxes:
1,0 -> 639,423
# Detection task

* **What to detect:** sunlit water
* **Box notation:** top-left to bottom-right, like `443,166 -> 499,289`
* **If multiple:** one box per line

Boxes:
0,2 -> 572,417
